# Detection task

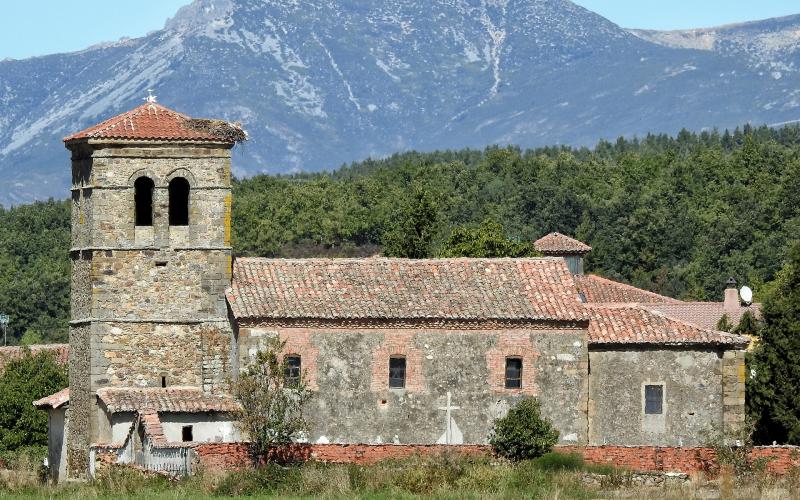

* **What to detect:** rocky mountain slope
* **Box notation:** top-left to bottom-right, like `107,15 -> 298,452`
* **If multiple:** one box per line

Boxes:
1,0 -> 799,205
631,14 -> 800,79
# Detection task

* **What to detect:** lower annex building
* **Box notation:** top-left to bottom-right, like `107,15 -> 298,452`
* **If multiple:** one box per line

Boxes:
34,102 -> 750,481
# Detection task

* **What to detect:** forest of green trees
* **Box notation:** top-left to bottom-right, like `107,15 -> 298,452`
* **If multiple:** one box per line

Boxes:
1,124 -> 800,344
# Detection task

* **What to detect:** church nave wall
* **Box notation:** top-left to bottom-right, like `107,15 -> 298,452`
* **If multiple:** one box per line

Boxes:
237,326 -> 589,446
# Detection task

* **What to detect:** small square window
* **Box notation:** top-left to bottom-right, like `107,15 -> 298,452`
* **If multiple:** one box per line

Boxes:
505,358 -> 523,389
389,356 -> 406,389
645,384 -> 663,415
284,355 -> 301,387
182,425 -> 193,442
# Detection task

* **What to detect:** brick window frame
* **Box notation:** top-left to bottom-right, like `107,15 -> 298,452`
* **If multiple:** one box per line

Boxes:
486,332 -> 539,395
371,332 -> 424,393
278,332 -> 320,391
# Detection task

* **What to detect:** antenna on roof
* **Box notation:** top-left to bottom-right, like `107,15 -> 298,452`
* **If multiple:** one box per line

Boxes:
740,286 -> 753,306
144,89 -> 157,104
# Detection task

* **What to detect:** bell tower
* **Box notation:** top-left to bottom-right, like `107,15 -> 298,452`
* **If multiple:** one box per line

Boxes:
64,99 -> 242,477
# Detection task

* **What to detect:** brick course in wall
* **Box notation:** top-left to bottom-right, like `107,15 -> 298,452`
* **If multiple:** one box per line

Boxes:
485,331 -> 540,395
370,331 -> 425,393
191,443 -> 800,476
280,331 -> 320,391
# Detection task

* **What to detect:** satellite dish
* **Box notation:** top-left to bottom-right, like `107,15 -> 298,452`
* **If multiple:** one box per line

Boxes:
740,286 -> 753,305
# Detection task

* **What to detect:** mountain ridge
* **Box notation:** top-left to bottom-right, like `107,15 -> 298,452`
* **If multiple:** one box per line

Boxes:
1,0 -> 799,205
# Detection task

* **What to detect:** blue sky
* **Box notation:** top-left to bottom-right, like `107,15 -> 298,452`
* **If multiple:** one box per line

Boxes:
1,1 -> 798,60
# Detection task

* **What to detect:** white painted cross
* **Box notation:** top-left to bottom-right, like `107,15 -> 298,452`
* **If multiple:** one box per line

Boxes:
438,391 -> 461,445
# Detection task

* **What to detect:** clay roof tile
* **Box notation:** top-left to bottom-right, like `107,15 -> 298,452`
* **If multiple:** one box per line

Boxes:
227,257 -> 589,323
574,274 -> 681,304
33,387 -> 70,409
586,304 -> 749,347
96,386 -> 239,414
63,103 -> 241,144
533,232 -> 592,255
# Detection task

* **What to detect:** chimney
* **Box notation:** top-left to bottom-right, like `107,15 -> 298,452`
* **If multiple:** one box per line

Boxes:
724,277 -> 739,312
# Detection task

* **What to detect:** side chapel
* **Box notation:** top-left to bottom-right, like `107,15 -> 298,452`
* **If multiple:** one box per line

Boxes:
35,102 -> 750,481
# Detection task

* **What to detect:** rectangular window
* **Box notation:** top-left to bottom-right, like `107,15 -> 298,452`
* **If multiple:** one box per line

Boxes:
284,355 -> 301,387
645,384 -> 664,415
389,356 -> 406,389
505,358 -> 523,389
182,425 -> 193,442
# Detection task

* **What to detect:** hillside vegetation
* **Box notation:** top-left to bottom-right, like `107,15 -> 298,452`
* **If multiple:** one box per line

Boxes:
1,125 -> 799,343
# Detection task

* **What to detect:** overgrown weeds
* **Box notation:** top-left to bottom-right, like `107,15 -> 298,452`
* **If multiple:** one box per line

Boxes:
0,450 -> 797,499
0,448 -> 46,494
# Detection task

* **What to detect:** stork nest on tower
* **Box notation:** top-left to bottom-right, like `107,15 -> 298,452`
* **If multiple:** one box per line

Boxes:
186,118 -> 248,144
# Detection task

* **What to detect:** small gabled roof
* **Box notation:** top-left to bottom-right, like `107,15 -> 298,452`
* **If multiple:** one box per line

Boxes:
534,232 -> 592,255
574,274 -> 682,304
33,388 -> 70,409
63,103 -> 243,144
227,257 -> 588,324
97,387 -> 239,414
586,304 -> 749,347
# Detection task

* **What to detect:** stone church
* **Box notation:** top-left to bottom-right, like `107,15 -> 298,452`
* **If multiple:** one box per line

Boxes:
35,102 -> 751,481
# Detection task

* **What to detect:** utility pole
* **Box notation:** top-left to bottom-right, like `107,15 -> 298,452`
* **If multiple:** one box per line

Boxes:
0,314 -> 8,347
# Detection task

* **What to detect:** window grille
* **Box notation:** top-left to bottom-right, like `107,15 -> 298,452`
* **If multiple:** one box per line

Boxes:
284,355 -> 301,387
505,358 -> 523,389
389,356 -> 406,389
645,384 -> 663,414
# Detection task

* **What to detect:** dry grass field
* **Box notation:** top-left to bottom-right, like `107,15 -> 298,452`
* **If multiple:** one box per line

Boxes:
0,452 -> 797,499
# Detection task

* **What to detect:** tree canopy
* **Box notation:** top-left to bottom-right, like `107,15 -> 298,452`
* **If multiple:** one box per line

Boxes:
438,219 -> 538,258
3,124 -> 800,342
747,243 -> 800,445
0,350 -> 68,455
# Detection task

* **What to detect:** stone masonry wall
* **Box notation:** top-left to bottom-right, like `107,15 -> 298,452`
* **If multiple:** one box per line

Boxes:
88,249 -> 231,321
66,323 -> 91,477
722,350 -> 746,432
239,326 -> 589,446
67,142 -> 234,479
90,321 -> 232,390
76,146 -> 231,249
588,347 -> 725,446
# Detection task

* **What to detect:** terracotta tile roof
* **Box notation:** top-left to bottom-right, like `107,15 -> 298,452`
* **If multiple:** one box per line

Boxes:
227,257 -> 589,323
644,302 -> 762,331
586,304 -> 749,347
0,344 -> 68,374
141,411 -> 168,447
63,103 -> 239,144
33,388 -> 70,409
534,232 -> 592,254
574,274 -> 681,304
97,387 -> 239,414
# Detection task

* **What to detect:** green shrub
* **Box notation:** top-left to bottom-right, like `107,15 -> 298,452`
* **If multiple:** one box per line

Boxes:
489,398 -> 559,461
